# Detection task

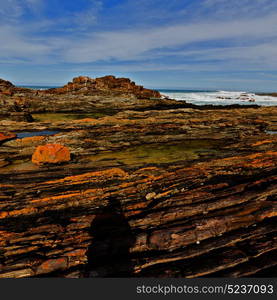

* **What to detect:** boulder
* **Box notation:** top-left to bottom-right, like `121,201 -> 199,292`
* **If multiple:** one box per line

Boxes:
32,144 -> 71,165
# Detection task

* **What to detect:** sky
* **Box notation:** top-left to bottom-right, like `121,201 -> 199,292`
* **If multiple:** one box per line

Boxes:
0,0 -> 277,91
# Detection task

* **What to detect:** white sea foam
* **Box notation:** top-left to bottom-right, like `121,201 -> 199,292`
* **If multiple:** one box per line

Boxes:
160,90 -> 277,106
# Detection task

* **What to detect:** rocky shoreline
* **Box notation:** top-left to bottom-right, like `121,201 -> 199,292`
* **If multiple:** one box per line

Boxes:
257,93 -> 277,97
0,76 -> 276,278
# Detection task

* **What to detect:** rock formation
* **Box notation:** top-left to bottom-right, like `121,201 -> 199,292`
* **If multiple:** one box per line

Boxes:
46,75 -> 161,99
257,93 -> 277,97
0,101 -> 276,278
0,76 -> 172,115
0,79 -> 14,96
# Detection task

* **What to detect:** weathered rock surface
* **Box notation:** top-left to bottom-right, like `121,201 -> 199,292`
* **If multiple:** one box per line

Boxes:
0,132 -> 17,144
0,76 -> 185,115
46,75 -> 161,99
0,79 -> 14,96
0,102 -> 276,278
257,93 -> 277,97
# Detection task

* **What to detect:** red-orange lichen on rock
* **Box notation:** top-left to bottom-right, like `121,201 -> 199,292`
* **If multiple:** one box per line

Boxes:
0,100 -> 276,278
36,258 -> 68,275
0,132 -> 16,143
20,135 -> 45,146
44,168 -> 128,185
32,144 -> 71,165
72,118 -> 96,123
252,140 -> 273,147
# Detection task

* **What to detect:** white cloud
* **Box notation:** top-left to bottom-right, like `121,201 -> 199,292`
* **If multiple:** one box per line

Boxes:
1,10 -> 277,72
0,0 -> 23,19
64,13 -> 277,64
0,25 -> 57,62
0,0 -> 44,26
158,41 -> 277,69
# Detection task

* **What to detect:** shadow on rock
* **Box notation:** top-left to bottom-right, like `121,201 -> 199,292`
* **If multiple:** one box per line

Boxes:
85,197 -> 136,277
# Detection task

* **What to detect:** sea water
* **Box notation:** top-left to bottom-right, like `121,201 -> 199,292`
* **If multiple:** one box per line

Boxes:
159,89 -> 277,106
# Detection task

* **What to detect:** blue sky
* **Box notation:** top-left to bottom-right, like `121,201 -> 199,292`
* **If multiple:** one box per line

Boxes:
1,0 -> 277,91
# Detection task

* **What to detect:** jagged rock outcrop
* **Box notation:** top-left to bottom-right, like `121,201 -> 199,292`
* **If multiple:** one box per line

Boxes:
0,105 -> 276,278
0,76 -> 172,115
46,75 -> 161,99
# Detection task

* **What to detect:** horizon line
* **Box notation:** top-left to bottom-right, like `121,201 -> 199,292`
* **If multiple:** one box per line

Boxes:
15,83 -> 276,93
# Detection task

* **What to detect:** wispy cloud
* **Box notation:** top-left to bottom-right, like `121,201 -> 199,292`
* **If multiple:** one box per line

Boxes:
0,0 -> 277,89
64,13 -> 277,65
72,0 -> 103,30
0,25 -> 52,61
0,0 -> 24,20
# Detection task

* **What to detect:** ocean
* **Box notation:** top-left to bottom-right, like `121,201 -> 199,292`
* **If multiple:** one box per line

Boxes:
20,86 -> 277,106
159,89 -> 277,106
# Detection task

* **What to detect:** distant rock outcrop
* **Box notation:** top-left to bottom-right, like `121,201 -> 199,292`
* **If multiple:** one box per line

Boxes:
257,93 -> 277,97
0,79 -> 14,96
45,75 -> 161,99
0,75 -> 179,114
0,75 -> 161,100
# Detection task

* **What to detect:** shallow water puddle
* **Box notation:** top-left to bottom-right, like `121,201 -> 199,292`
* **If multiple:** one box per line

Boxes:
16,131 -> 59,139
266,130 -> 277,135
84,140 -> 222,166
1,139 -> 224,172
33,111 -> 115,122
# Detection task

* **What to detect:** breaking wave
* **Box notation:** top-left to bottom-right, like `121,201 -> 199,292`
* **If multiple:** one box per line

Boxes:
160,90 -> 277,106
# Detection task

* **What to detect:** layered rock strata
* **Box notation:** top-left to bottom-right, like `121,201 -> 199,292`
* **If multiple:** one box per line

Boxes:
0,76 -> 183,115
0,105 -> 276,278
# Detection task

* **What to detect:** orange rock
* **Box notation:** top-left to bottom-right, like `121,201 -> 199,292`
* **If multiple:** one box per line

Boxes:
32,144 -> 71,165
73,118 -> 96,123
36,258 -> 68,275
0,132 -> 16,143
20,136 -> 45,147
252,140 -> 272,147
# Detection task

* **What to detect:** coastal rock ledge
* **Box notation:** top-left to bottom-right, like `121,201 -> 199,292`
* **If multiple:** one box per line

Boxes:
0,75 -> 180,115
46,75 -> 161,99
0,75 -> 276,278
